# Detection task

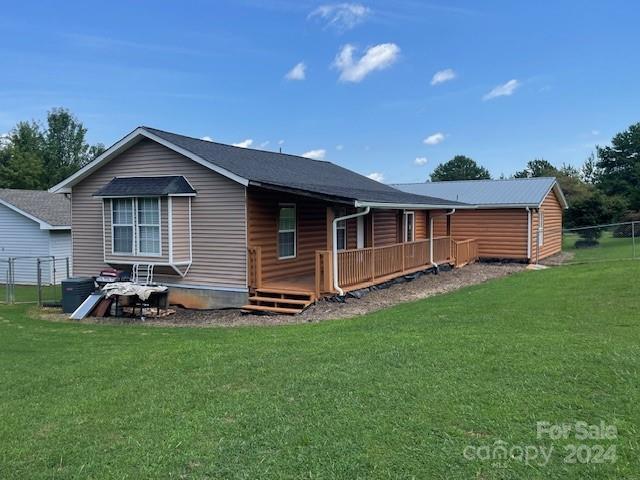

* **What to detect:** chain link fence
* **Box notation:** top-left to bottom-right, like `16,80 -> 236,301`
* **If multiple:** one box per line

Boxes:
0,256 -> 70,305
561,221 -> 638,265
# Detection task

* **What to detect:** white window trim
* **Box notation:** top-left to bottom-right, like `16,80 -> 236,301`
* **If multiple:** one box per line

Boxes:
336,208 -> 348,251
111,198 -> 135,255
137,197 -> 162,257
110,197 -> 162,257
404,211 -> 415,242
278,203 -> 297,260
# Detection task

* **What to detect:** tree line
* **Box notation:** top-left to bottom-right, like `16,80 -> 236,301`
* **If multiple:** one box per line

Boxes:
429,122 -> 640,229
0,108 -> 105,190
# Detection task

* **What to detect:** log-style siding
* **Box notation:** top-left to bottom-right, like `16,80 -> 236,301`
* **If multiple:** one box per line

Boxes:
415,210 -> 428,240
373,210 -> 400,246
447,209 -> 529,259
71,139 -> 247,288
532,189 -> 563,261
246,187 -> 328,282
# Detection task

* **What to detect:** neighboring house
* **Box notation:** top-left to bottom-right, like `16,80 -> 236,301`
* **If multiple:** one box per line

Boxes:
0,189 -> 72,284
50,126 -> 475,312
392,178 -> 568,262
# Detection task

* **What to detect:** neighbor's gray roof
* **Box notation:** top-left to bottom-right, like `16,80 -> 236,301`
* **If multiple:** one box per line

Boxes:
142,127 -> 465,207
94,176 -> 196,197
0,188 -> 70,227
391,177 -> 565,208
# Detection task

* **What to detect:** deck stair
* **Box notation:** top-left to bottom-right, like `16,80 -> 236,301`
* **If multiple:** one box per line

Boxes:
242,288 -> 314,315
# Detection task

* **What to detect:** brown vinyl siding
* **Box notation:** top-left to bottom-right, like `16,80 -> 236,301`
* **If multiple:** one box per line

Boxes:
415,210 -> 428,240
532,190 -> 563,261
246,187 -> 327,282
71,139 -> 246,288
373,210 -> 400,246
103,197 -> 170,263
171,196 -> 191,263
448,209 -> 529,259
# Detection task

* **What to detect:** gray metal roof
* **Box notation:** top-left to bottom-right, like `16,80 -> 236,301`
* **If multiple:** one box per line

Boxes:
142,127 -> 464,207
94,176 -> 196,197
391,177 -> 566,208
0,188 -> 70,227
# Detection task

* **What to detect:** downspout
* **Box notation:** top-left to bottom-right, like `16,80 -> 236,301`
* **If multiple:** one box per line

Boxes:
429,209 -> 456,268
333,206 -> 370,295
526,207 -> 532,261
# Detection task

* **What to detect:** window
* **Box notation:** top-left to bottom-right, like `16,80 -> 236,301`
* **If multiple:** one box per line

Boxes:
404,211 -> 415,242
336,208 -> 347,251
538,211 -> 545,246
112,199 -> 134,254
278,205 -> 296,259
138,198 -> 160,255
111,197 -> 161,256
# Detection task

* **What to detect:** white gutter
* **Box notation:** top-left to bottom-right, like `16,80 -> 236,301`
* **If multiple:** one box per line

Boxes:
355,201 -> 474,210
526,207 -> 532,260
429,209 -> 456,267
333,207 -> 370,295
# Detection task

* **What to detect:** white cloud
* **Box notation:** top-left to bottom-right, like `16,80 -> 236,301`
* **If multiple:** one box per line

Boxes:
367,172 -> 384,182
285,62 -> 306,81
431,68 -> 456,86
259,140 -> 270,148
482,79 -> 521,100
201,136 -> 213,142
278,139 -> 285,145
423,132 -> 445,145
333,43 -> 400,83
414,156 -> 428,166
302,149 -> 326,160
232,139 -> 253,148
336,144 -> 344,151
309,3 -> 370,31
591,129 -> 600,136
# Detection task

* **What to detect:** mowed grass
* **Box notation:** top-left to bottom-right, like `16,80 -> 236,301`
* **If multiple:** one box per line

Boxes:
564,231 -> 638,263
0,284 -> 61,304
0,262 -> 638,479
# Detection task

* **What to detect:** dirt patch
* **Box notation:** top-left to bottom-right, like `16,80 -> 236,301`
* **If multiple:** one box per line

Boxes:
38,262 -> 525,328
539,251 -> 575,266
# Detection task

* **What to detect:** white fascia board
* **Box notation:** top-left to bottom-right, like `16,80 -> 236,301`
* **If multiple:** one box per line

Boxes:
49,127 -> 249,193
354,201 -> 476,210
0,198 -> 57,230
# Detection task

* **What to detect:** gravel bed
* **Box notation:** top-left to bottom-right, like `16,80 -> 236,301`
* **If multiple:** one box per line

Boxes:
43,262 -> 526,328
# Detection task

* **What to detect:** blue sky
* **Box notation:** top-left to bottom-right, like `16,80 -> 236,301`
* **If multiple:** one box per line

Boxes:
1,0 -> 639,183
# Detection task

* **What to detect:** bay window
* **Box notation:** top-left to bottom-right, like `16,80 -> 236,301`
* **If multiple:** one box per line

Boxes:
111,197 -> 161,256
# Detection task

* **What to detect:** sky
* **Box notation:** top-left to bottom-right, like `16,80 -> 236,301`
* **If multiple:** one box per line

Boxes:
1,0 -> 639,183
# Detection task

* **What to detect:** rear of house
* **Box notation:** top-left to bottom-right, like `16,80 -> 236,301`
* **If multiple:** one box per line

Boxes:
51,126 -> 478,311
393,178 -> 568,262
0,189 -> 71,284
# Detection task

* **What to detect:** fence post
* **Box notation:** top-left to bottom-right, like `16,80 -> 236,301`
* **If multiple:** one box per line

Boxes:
633,222 -> 637,259
37,258 -> 42,307
8,258 -> 14,304
52,256 -> 56,285
66,257 -> 70,279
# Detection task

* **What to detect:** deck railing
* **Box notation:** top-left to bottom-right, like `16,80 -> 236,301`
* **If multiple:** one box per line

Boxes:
452,238 -> 479,267
335,237 -> 453,290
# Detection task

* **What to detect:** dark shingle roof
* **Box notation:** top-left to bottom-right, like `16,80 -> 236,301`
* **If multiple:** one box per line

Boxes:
0,188 -> 70,227
142,127 -> 464,207
94,176 -> 196,197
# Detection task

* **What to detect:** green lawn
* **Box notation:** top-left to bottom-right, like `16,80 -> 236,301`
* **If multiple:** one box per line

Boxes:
0,262 -> 638,479
563,231 -> 638,263
0,284 -> 61,304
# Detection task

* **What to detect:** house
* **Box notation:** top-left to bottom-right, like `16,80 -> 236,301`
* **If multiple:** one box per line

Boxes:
0,188 -> 72,284
392,178 -> 568,262
50,126 -> 479,312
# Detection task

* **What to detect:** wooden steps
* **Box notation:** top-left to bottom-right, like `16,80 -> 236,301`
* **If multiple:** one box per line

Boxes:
241,288 -> 315,315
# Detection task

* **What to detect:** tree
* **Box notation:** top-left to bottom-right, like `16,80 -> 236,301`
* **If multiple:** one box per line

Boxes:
43,108 -> 91,187
565,191 -> 626,246
513,158 -> 559,178
0,121 -> 46,189
430,155 -> 491,181
596,122 -> 640,211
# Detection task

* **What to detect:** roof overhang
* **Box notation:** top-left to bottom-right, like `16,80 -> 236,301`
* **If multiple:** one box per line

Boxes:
0,198 -> 70,230
48,127 -> 250,194
354,201 -> 475,210
544,181 -> 569,209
